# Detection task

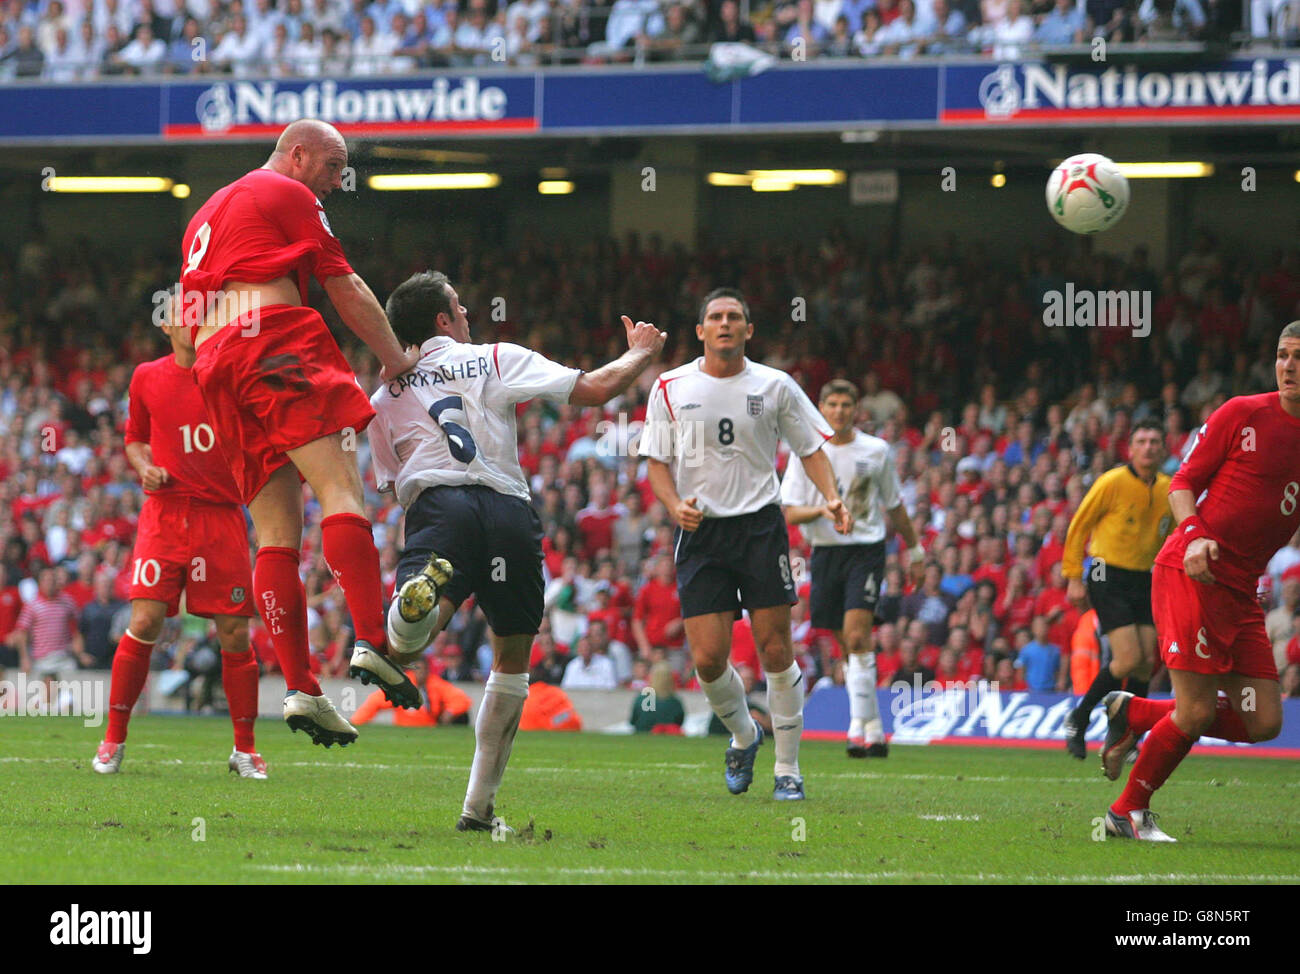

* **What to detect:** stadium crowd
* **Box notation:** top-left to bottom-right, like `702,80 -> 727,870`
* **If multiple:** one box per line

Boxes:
4,228 -> 1300,715
0,0 -> 1265,81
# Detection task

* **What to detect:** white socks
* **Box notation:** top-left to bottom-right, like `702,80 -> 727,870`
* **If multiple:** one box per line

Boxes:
847,652 -> 881,742
462,670 -> 529,823
766,662 -> 805,778
386,599 -> 441,657
699,665 -> 757,749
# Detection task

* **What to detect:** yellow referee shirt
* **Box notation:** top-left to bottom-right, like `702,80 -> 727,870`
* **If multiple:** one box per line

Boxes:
1061,464 -> 1173,579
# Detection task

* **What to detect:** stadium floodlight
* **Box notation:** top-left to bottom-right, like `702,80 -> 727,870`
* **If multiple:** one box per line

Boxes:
538,180 -> 575,195
746,169 -> 846,185
991,173 -> 1007,188
749,177 -> 797,192
367,173 -> 502,190
707,172 -> 753,186
1113,162 -> 1214,178
171,184 -> 191,199
46,177 -> 175,193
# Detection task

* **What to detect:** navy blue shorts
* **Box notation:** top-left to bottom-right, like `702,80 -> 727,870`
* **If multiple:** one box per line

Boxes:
399,484 -> 544,637
674,504 -> 796,619
809,542 -> 886,630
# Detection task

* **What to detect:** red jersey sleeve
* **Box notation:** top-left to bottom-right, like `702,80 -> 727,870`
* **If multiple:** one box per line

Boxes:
262,177 -> 353,283
1170,399 -> 1245,499
124,369 -> 150,447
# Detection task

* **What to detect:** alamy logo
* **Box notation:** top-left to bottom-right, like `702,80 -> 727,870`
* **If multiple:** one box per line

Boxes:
49,905 -> 151,954
1042,285 -> 1151,338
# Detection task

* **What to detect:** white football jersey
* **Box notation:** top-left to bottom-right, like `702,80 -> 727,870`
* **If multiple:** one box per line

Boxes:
780,429 -> 901,546
639,357 -> 832,518
368,335 -> 580,508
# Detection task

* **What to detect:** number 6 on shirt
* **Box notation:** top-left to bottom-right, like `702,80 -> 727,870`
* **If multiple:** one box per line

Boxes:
428,395 -> 478,464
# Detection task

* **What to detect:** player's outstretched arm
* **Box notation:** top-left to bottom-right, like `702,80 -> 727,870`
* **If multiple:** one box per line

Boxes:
798,447 -> 853,535
569,316 -> 667,407
323,273 -> 421,381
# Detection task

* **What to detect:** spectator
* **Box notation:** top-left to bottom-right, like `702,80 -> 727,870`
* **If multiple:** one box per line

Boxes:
561,633 -> 618,689
12,566 -> 91,699
629,661 -> 685,731
707,0 -> 756,41
1015,615 -> 1062,691
211,13 -> 262,73
632,553 -> 684,655
1036,0 -> 1086,41
1,24 -> 45,75
79,571 -> 127,669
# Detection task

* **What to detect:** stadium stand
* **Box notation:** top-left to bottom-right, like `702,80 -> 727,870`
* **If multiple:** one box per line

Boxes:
0,0 -> 1267,82
3,231 -> 1300,710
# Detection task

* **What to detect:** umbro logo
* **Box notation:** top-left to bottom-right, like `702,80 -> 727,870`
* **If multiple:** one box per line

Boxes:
1168,642 -> 1179,654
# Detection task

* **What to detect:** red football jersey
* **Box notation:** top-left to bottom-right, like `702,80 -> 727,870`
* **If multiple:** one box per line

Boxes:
1157,392 -> 1300,595
179,168 -> 353,329
125,355 -> 242,506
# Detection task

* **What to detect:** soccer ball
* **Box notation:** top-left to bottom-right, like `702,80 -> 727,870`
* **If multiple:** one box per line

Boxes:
1046,153 -> 1129,235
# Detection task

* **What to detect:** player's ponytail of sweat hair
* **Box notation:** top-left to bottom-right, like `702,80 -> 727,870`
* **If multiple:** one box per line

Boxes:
385,270 -> 454,349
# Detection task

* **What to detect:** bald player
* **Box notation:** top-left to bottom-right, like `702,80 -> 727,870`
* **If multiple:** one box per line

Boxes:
179,119 -> 422,748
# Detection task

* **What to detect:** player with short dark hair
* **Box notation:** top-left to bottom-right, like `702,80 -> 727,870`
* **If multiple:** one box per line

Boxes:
1060,417 -> 1171,761
369,270 -> 666,833
93,318 -> 264,778
640,288 -> 852,801
179,119 -> 424,748
1100,323 -> 1300,841
780,379 -> 924,758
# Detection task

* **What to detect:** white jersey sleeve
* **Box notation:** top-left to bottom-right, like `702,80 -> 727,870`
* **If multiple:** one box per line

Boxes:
638,375 -> 676,463
367,407 -> 401,494
777,374 -> 834,458
494,342 -> 581,404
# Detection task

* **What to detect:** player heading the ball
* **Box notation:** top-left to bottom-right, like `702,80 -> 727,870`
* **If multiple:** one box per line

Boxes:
179,118 -> 425,749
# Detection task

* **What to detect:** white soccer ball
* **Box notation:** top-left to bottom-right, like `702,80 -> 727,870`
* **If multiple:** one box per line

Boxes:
1046,153 -> 1129,235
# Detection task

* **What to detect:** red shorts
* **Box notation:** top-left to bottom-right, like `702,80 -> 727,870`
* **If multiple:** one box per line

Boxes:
192,304 -> 376,504
1152,562 -> 1278,681
130,494 -> 254,619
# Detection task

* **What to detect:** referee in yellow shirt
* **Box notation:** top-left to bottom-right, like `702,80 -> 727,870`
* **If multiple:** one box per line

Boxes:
1061,418 -> 1173,761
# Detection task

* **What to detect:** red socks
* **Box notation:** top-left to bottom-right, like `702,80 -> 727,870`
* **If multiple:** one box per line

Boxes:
254,546 -> 321,696
1112,714 -> 1194,816
1127,695 -> 1252,741
321,512 -> 387,653
221,649 -> 260,752
105,631 -> 155,744
1127,696 -> 1175,736
1207,695 -> 1252,743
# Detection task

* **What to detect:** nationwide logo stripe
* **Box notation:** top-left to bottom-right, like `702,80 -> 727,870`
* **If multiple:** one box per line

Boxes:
942,104 -> 1300,123
163,118 -> 539,139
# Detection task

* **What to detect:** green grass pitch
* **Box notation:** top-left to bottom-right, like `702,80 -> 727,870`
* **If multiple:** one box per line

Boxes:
3,716 -> 1299,884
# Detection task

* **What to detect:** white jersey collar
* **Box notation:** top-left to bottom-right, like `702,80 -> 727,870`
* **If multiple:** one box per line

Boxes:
419,335 -> 456,357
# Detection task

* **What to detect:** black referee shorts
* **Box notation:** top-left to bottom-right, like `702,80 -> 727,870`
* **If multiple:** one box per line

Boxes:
809,541 -> 887,630
399,484 -> 545,637
1086,564 -> 1154,633
674,504 -> 797,619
